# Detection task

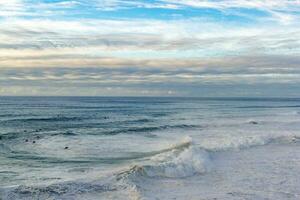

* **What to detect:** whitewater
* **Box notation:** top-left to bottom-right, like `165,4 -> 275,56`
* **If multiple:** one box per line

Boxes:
0,97 -> 300,200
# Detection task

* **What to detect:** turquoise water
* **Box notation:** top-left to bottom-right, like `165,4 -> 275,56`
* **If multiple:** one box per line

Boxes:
1,97 -> 300,199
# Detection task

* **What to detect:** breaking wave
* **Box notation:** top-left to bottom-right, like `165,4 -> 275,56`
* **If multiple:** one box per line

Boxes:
118,133 -> 300,180
118,137 -> 211,180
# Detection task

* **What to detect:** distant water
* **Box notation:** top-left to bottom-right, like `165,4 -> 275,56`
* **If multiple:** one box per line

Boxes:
1,97 -> 300,199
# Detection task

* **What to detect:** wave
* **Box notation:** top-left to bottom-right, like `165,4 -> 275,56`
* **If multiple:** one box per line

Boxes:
1,116 -> 84,124
118,137 -> 211,180
0,130 -> 77,141
118,133 -> 300,180
199,133 -> 300,152
0,119 -> 198,140
50,131 -> 77,136
129,147 -> 210,179
236,105 -> 300,109
104,124 -> 200,135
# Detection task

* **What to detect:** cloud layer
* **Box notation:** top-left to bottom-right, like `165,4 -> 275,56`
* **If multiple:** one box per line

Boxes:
0,0 -> 300,96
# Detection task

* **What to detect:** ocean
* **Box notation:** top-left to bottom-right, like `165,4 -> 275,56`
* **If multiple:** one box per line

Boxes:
0,96 -> 300,200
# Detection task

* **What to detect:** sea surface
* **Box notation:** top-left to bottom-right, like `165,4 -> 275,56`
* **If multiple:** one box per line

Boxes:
0,96 -> 300,200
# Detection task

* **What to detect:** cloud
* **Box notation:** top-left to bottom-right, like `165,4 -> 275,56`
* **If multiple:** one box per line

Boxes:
161,0 -> 300,23
0,1 -> 300,96
1,54 -> 300,86
1,64 -> 300,96
90,0 -> 180,10
0,0 -> 26,17
0,17 -> 299,69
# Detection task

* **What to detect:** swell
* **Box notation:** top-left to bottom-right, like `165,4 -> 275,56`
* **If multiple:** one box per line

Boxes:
2,137 -> 192,165
0,116 -> 84,123
0,129 -> 78,141
0,123 -> 199,141
103,124 -> 200,135
236,105 -> 300,109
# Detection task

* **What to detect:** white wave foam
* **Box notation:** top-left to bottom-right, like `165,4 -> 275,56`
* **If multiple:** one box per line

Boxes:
120,137 -> 211,179
145,146 -> 211,178
200,133 -> 300,152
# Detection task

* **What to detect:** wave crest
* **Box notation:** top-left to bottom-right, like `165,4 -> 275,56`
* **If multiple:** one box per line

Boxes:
145,147 -> 210,178
119,137 -> 211,179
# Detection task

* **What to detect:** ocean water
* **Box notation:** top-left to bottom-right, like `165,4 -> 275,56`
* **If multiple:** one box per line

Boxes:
0,96 -> 300,200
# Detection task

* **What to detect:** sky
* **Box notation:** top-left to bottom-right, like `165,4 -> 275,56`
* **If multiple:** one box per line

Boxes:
0,0 -> 300,97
